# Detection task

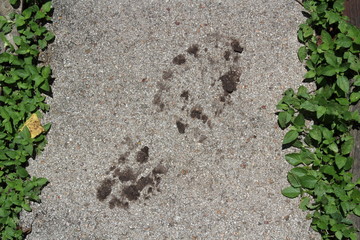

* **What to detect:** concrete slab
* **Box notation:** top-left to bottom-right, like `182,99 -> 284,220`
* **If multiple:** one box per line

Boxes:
20,0 -> 321,239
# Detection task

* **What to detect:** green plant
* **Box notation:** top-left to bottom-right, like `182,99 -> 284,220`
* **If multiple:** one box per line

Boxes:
0,0 -> 53,239
278,0 -> 360,239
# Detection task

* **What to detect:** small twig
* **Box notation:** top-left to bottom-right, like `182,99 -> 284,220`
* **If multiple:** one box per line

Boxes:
294,0 -> 304,7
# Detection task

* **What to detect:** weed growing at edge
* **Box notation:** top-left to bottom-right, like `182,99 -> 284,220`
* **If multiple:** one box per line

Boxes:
277,0 -> 360,239
0,0 -> 54,239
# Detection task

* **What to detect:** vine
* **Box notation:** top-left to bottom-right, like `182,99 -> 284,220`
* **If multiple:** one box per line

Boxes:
0,0 -> 54,239
278,0 -> 360,239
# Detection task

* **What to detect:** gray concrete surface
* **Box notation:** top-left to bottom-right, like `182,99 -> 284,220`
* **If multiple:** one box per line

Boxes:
20,0 -> 321,239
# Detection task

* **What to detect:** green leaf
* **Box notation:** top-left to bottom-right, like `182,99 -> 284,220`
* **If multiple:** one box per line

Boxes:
38,39 -> 47,49
283,130 -> 299,145
288,172 -> 301,188
278,111 -> 292,129
40,79 -> 51,92
321,30 -> 333,46
298,46 -> 307,62
10,0 -> 19,5
41,2 -> 52,13
335,155 -> 347,169
290,167 -> 308,177
293,114 -> 305,127
15,15 -> 26,27
329,143 -> 339,153
302,24 -> 313,38
304,70 -> 316,79
35,11 -> 46,20
16,167 -> 29,178
44,31 -> 55,41
301,101 -> 317,111
325,204 -> 338,215
335,33 -> 353,49
317,65 -> 337,76
34,177 -> 48,186
341,138 -> 354,155
285,153 -> 302,166
326,11 -> 341,24
354,205 -> 360,216
21,203 -> 32,212
33,75 -> 45,87
282,186 -> 301,198
297,86 -> 310,99
324,51 -> 338,67
299,197 -> 310,210
42,66 -> 51,78
316,106 -> 327,118
336,75 -> 349,93
299,175 -> 317,189
333,0 -> 345,12
350,92 -> 360,103
310,127 -> 322,142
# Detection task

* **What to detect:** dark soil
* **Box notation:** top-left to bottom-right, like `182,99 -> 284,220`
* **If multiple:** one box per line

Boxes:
219,70 -> 241,94
115,168 -> 137,182
176,120 -> 186,134
190,107 -> 203,119
187,44 -> 199,57
109,196 -> 129,209
136,175 -> 154,191
190,106 -> 209,124
173,54 -> 186,65
224,50 -> 231,61
96,178 -> 114,201
231,40 -> 244,53
180,90 -> 189,101
122,185 -> 140,201
136,146 -> 149,163
118,152 -> 129,163
97,142 -> 167,209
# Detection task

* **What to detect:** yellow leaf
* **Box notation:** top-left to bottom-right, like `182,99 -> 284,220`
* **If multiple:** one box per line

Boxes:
20,114 -> 44,138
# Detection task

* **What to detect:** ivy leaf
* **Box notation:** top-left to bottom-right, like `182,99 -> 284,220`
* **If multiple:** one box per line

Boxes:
293,113 -> 305,127
336,75 -> 349,93
324,51 -> 338,67
321,30 -> 333,49
310,126 -> 322,142
288,172 -> 301,188
298,46 -> 307,62
299,175 -> 317,189
304,70 -> 316,79
21,203 -> 32,212
282,186 -> 301,198
301,100 -> 317,112
350,92 -> 360,103
316,106 -> 327,118
325,11 -> 341,24
341,138 -> 354,155
335,155 -> 347,169
299,197 -> 310,210
335,33 -> 353,49
303,24 -> 313,38
278,111 -> 292,129
285,153 -> 302,166
283,130 -> 299,145
41,2 -> 52,13
333,0 -> 345,12
317,65 -> 336,76
16,167 -> 29,178
354,205 -> 360,216
329,143 -> 339,153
